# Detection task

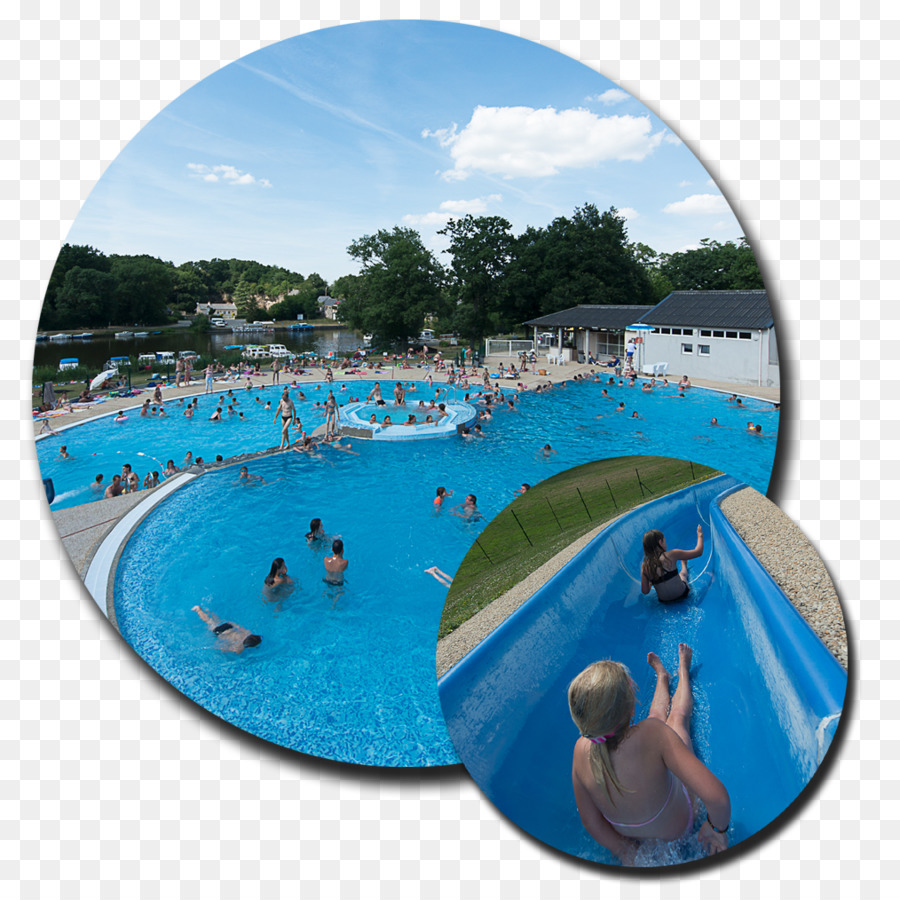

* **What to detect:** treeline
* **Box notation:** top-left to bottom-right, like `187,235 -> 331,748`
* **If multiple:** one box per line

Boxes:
41,204 -> 763,342
333,204 -> 763,347
39,246 -> 327,329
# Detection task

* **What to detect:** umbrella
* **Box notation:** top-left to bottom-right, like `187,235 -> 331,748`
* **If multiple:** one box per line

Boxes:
90,369 -> 118,391
42,381 -> 56,407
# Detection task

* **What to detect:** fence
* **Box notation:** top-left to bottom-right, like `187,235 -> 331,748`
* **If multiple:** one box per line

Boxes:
484,339 -> 535,357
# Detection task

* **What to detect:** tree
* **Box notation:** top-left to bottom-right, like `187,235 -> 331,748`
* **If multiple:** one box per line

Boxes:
109,255 -> 173,324
346,227 -> 445,346
54,267 -> 117,326
439,215 -> 515,350
659,238 -> 764,292
233,278 -> 261,320
41,244 -> 111,328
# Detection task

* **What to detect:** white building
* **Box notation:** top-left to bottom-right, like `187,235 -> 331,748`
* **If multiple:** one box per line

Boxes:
525,290 -> 779,388
195,301 -> 238,319
631,290 -> 779,388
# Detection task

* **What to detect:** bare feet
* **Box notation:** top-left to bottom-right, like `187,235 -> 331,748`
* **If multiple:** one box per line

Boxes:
678,643 -> 693,673
647,651 -> 670,680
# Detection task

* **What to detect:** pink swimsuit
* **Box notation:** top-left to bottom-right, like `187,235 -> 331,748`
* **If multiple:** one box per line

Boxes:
602,770 -> 694,838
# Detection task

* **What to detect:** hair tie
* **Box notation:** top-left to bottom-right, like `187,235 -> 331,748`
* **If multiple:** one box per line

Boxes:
585,732 -> 617,745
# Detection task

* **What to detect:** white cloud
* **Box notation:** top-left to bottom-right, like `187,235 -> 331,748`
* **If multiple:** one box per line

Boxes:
662,193 -> 729,216
422,106 -> 664,181
187,163 -> 272,188
616,207 -> 639,221
588,89 -> 630,106
402,194 -> 502,226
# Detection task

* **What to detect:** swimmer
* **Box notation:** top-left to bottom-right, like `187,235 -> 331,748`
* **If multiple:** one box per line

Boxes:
515,483 -> 531,495
537,444 -> 558,459
725,394 -> 737,403
323,390 -> 338,437
473,424 -> 484,436
568,647 -> 730,865
264,557 -> 293,588
163,460 -> 179,476
239,412 -> 247,421
191,605 -> 262,654
139,400 -> 151,417
382,415 -> 393,427
143,471 -> 159,489
368,414 -> 378,425
90,474 -> 105,492
306,518 -> 326,543
434,486 -> 453,508
394,382 -> 406,406
367,382 -> 385,405
640,526 -> 703,603
323,539 -> 348,585
104,474 -> 124,499
58,445 -> 71,459
679,375 -> 692,388
209,407 -> 222,421
403,414 -> 418,427
238,466 -> 266,485
183,406 -> 194,418
424,566 -> 453,587
183,452 -> 193,468
451,494 -> 482,521
631,411 -> 643,419
615,402 -> 625,413
157,406 -> 167,417
710,417 -> 719,426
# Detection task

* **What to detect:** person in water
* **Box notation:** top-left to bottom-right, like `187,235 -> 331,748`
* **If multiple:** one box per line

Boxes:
640,525 -> 704,603
264,557 -> 292,588
306,518 -> 326,543
568,647 -> 730,865
323,539 -> 348,585
434,486 -> 453,508
191,605 -> 262,654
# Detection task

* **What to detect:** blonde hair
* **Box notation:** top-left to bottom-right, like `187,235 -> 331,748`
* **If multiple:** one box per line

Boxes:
567,660 -> 636,802
641,529 -> 667,583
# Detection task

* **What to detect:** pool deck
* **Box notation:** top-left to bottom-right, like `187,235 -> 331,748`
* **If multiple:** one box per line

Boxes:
38,361 -> 780,602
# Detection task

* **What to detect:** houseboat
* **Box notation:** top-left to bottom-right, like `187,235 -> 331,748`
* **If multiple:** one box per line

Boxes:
58,358 -> 79,371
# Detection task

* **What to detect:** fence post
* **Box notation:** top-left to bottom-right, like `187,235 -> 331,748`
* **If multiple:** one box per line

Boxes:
576,487 -> 592,521
475,539 -> 492,564
605,478 -> 618,510
510,509 -> 533,546
546,497 -> 563,532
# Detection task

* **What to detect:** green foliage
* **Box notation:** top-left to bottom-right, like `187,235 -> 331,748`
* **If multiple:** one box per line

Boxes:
659,238 -> 764,292
346,226 -> 445,345
109,255 -> 174,324
439,214 -> 515,349
54,267 -> 118,327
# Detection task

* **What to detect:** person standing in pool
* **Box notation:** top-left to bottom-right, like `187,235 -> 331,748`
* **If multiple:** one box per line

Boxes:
274,389 -> 295,450
323,539 -> 348,585
264,557 -> 293,588
324,390 -> 339,438
104,474 -> 124,499
191,605 -> 262,654
568,646 -> 730,865
394,382 -> 406,406
367,382 -> 385,405
640,525 -> 704,603
451,494 -> 482,521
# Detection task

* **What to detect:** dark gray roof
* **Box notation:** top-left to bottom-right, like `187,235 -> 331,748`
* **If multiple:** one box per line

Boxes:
524,305 -> 655,330
639,290 -> 773,330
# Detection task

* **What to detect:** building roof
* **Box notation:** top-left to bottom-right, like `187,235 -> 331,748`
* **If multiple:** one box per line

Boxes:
524,305 -> 655,330
639,290 -> 773,330
318,295 -> 340,307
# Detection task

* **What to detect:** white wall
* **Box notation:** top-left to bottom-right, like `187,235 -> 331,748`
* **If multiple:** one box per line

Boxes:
629,328 -> 780,387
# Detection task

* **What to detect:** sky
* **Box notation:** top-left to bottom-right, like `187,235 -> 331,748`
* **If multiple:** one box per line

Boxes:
65,20 -> 749,283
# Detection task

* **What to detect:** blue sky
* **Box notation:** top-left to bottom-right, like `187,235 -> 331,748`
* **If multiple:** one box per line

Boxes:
66,20 -> 748,282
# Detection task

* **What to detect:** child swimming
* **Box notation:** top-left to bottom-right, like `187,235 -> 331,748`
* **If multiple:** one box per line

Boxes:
640,525 -> 704,603
568,647 -> 730,865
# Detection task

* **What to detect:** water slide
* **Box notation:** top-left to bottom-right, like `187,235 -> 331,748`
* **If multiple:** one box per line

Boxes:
438,475 -> 847,865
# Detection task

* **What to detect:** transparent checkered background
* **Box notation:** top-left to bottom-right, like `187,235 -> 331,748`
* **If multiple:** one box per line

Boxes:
2,1 -> 893,895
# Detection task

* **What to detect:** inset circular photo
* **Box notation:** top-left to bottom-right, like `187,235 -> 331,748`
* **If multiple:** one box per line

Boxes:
437,457 -> 847,867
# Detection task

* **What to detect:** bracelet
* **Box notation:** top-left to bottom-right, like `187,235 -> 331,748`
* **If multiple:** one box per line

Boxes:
706,813 -> 728,834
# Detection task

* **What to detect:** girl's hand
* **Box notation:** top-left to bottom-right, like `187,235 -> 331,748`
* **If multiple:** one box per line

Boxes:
697,525 -> 704,538
698,821 -> 728,855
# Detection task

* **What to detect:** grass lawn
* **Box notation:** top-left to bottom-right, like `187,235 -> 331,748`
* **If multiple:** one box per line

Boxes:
438,455 -> 720,639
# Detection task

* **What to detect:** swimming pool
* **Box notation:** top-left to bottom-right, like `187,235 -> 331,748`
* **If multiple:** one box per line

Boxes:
438,476 -> 846,862
42,377 -> 781,766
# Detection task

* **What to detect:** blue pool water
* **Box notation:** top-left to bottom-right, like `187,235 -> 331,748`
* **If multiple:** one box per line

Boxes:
438,477 -> 846,863
39,377 -> 781,766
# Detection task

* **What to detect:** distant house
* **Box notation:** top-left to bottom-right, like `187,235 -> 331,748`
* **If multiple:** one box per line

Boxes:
631,290 -> 778,388
318,295 -> 340,321
195,301 -> 238,319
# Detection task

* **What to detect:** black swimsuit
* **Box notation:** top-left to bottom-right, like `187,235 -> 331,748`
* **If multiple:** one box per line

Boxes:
651,567 -> 690,603
213,622 -> 234,634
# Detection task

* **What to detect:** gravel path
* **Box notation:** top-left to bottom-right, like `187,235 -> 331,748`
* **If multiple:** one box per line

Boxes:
436,485 -> 846,677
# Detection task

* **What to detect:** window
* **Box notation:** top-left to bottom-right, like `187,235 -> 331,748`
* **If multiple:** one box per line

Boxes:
739,332 -> 751,340
726,331 -> 738,339
660,327 -> 671,334
681,343 -> 693,354
713,330 -> 724,338
700,329 -> 712,337
699,344 -> 711,356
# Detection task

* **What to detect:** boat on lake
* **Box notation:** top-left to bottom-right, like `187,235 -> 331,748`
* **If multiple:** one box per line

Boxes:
115,331 -> 133,339
49,333 -> 71,341
58,357 -> 79,371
